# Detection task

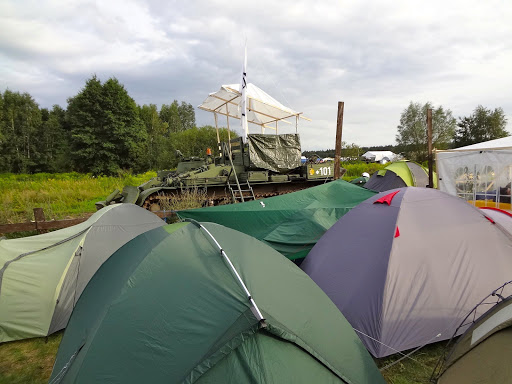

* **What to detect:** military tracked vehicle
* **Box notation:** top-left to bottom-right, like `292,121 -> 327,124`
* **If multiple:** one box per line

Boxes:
97,82 -> 344,211
96,134 -> 343,211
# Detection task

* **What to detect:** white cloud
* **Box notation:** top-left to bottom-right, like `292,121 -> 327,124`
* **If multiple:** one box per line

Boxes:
1,0 -> 512,149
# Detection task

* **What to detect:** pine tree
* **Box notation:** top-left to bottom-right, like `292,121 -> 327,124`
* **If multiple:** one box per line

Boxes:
67,76 -> 148,175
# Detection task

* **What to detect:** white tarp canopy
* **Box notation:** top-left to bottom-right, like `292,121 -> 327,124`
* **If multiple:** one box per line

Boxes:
436,136 -> 512,208
198,83 -> 306,130
449,136 -> 512,150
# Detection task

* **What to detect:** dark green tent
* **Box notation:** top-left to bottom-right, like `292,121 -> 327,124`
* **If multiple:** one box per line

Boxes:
178,180 -> 376,260
49,221 -> 384,384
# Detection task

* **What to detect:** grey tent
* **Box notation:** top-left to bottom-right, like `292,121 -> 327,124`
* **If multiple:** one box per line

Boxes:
0,204 -> 164,343
434,282 -> 512,384
302,187 -> 512,357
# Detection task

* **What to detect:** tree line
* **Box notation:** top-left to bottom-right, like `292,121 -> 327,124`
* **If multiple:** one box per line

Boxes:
307,102 -> 509,163
395,101 -> 509,162
0,75 -> 231,175
1,77 -> 509,174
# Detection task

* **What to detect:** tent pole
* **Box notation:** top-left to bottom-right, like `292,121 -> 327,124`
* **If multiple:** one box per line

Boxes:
225,105 -> 231,150
214,112 -> 221,153
187,220 -> 266,325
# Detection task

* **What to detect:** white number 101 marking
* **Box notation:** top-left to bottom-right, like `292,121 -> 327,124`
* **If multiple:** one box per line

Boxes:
320,167 -> 331,176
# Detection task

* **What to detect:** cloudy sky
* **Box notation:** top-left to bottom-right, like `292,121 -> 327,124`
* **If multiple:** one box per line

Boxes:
1,0 -> 511,150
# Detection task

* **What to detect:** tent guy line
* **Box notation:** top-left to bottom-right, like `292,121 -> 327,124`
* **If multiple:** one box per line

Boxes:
353,328 -> 422,366
379,333 -> 442,372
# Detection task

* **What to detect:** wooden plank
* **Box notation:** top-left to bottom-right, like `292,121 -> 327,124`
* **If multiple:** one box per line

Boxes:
37,217 -> 91,230
153,211 -> 178,219
0,222 -> 37,234
202,96 -> 296,125
0,210 -> 180,236
0,214 -> 93,235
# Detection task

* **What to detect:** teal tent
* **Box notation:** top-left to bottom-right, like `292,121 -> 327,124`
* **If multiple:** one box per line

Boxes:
50,221 -> 385,384
178,180 -> 376,260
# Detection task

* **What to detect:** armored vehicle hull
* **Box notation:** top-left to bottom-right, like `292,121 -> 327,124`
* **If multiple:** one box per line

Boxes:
97,134 -> 344,211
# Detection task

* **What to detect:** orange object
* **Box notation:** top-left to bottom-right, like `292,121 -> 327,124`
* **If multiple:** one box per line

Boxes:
206,148 -> 212,156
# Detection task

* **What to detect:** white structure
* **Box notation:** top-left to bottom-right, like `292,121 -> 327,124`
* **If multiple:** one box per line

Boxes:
198,83 -> 309,136
436,136 -> 512,209
361,151 -> 397,164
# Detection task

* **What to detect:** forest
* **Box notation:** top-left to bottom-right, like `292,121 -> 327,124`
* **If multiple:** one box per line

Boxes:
0,76 -> 232,175
1,76 -> 509,175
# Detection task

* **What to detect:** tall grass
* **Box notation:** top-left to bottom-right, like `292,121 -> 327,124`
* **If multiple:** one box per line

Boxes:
0,172 -> 156,224
158,188 -> 209,211
0,163 -> 389,224
341,162 -> 387,180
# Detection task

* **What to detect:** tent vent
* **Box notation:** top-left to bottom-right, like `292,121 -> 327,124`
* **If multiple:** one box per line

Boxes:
374,191 -> 400,206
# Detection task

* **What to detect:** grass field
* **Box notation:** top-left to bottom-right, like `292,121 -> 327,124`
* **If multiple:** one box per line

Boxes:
0,334 -> 62,384
0,166 -> 447,383
0,164 -> 383,225
0,171 -> 156,225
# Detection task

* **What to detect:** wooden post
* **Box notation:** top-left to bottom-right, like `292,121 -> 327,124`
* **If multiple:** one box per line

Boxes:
427,108 -> 434,188
334,102 -> 344,180
214,112 -> 221,153
225,105 -> 231,150
33,208 -> 48,234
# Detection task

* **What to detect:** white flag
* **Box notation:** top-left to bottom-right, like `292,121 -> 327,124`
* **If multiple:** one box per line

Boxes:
240,43 -> 248,141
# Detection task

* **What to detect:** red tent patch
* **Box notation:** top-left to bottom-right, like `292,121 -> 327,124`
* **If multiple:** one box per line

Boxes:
484,216 -> 495,224
374,191 -> 400,206
394,226 -> 400,238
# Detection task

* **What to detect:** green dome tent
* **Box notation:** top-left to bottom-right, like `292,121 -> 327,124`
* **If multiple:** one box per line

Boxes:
0,204 -> 164,343
177,179 -> 376,260
49,221 -> 384,384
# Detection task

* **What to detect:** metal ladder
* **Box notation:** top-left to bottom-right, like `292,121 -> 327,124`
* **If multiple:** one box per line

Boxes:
224,142 -> 256,203
228,178 -> 256,203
